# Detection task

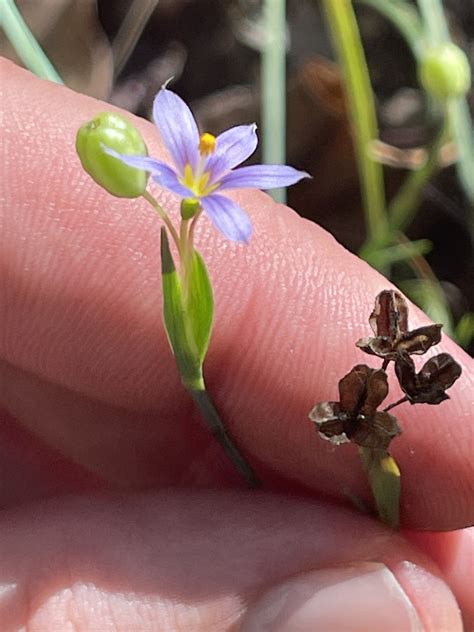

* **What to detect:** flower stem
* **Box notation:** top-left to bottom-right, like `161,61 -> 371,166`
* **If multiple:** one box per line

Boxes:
142,190 -> 180,249
262,0 -> 287,204
322,0 -> 389,249
0,0 -> 63,84
387,120 -> 449,234
179,218 -> 194,296
417,0 -> 449,47
384,396 -> 408,412
189,388 -> 260,488
112,0 -> 159,79
359,121 -> 450,263
179,218 -> 189,254
188,208 -> 203,248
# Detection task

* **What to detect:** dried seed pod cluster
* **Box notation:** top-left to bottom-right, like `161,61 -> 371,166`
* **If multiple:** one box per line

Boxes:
310,290 -> 462,451
308,290 -> 462,528
309,365 -> 401,450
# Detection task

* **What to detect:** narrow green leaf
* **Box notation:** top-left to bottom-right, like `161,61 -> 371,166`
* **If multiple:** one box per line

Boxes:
368,239 -> 432,268
323,0 -> 389,248
359,448 -> 401,529
186,249 -> 214,364
160,228 -> 203,390
454,312 -> 474,350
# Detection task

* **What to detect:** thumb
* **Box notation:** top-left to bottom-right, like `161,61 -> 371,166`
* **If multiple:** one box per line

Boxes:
0,491 -> 463,632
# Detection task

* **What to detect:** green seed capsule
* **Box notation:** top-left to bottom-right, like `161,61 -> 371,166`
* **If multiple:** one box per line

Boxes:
419,43 -> 471,100
76,112 -> 149,198
180,198 -> 201,220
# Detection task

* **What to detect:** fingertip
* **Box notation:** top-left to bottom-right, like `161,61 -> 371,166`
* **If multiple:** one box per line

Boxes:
407,528 -> 474,630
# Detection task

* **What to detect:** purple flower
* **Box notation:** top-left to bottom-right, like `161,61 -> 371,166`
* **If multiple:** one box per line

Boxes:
103,87 -> 309,242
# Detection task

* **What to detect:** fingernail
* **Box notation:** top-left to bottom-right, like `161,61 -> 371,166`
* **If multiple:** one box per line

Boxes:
241,562 -> 423,632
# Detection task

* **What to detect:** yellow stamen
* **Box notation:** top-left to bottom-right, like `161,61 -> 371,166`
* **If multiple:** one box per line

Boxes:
198,132 -> 217,156
182,163 -> 195,190
181,163 -> 219,197
182,134 -> 222,196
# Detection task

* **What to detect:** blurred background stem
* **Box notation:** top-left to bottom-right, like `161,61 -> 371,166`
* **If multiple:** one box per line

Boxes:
417,0 -> 474,231
417,0 -> 449,46
112,0 -> 160,79
388,121 -> 449,234
0,0 -> 63,83
261,0 -> 287,203
322,0 -> 389,251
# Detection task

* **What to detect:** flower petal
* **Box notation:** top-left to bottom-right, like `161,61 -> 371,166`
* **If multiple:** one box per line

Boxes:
151,165 -> 193,198
101,146 -> 167,173
153,88 -> 200,172
102,146 -> 192,197
201,194 -> 252,242
218,164 -> 310,190
206,124 -> 258,182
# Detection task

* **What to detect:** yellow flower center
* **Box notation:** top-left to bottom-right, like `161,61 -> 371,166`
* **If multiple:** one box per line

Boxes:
198,132 -> 217,156
180,132 -> 219,197
182,164 -> 219,197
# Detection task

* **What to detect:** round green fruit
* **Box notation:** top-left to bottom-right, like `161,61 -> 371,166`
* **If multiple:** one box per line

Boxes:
76,112 -> 149,198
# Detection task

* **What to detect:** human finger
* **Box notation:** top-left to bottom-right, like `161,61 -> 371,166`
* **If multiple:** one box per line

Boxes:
1,59 -> 472,529
0,490 -> 463,631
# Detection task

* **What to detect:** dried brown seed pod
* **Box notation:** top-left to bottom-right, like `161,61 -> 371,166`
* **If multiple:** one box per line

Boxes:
309,364 -> 401,450
395,352 -> 462,405
356,290 -> 442,362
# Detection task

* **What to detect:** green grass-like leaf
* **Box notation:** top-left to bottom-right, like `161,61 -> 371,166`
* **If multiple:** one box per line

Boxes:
160,228 -> 214,390
454,312 -> 474,350
186,249 -> 214,365
368,239 -> 432,269
160,228 -> 204,390
323,0 -> 389,249
359,448 -> 401,529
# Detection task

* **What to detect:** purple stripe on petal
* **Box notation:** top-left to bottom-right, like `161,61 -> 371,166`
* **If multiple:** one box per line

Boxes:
153,88 -> 200,173
201,194 -> 252,243
218,164 -> 310,191
206,124 -> 258,183
150,164 -> 193,198
102,145 -> 171,175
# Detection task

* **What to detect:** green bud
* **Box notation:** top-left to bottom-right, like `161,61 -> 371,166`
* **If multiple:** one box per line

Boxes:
419,43 -> 471,100
180,198 -> 201,220
76,112 -> 149,198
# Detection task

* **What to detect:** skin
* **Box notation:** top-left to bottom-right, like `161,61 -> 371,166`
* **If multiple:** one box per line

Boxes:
0,58 -> 472,630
